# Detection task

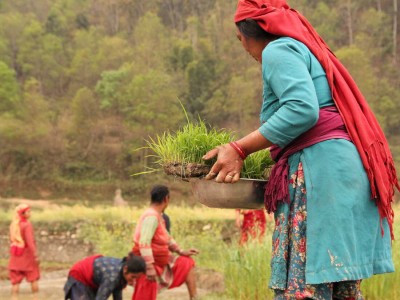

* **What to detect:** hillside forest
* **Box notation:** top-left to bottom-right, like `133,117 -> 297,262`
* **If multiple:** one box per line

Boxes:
0,0 -> 399,199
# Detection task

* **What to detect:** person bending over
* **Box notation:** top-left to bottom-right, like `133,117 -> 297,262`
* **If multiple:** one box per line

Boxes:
64,252 -> 145,300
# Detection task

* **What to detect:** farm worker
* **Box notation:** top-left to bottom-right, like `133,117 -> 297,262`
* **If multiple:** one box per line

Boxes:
131,184 -> 199,300
64,252 -> 146,300
235,209 -> 267,245
203,0 -> 398,298
8,204 -> 40,297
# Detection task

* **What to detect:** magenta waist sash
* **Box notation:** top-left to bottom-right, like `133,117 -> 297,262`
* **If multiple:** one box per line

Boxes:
265,106 -> 351,212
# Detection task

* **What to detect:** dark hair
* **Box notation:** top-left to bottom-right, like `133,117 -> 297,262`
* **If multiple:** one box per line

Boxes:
150,185 -> 169,204
162,213 -> 171,233
236,19 -> 279,41
123,252 -> 146,273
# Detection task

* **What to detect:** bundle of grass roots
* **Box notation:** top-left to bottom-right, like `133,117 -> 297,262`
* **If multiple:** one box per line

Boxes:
141,118 -> 274,179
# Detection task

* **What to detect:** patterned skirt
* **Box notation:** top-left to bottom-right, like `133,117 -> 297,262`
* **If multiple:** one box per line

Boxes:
271,162 -> 364,300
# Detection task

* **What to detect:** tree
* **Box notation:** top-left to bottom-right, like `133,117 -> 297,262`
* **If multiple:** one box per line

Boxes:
17,20 -> 68,96
68,87 -> 101,162
309,2 -> 344,48
354,8 -> 392,63
95,66 -> 130,113
126,69 -> 183,135
393,0 -> 398,63
0,61 -> 20,115
68,29 -> 134,94
335,46 -> 376,103
0,12 -> 31,77
132,12 -> 172,70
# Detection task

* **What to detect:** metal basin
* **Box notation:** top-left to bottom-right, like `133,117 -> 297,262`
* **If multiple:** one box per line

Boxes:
190,178 -> 267,209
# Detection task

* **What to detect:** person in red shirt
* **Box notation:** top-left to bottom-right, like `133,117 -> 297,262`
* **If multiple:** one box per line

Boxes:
8,204 -> 40,297
64,253 -> 146,300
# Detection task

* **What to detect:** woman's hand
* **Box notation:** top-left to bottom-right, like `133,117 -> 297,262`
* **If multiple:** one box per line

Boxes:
179,248 -> 200,257
202,143 -> 244,183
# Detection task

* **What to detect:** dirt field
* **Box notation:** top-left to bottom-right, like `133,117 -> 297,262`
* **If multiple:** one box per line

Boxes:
0,268 -> 222,300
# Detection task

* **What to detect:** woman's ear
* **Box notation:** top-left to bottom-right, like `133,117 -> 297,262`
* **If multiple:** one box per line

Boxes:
123,265 -> 128,274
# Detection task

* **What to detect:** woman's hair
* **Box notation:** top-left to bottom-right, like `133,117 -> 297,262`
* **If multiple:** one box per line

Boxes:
123,252 -> 146,273
150,185 -> 169,204
236,18 -> 279,41
9,204 -> 30,246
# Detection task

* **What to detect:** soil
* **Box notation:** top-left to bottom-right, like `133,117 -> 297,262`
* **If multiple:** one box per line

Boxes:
163,163 -> 211,178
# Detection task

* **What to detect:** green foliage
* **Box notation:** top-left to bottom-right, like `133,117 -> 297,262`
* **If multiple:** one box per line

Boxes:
0,0 -> 398,188
79,221 -> 133,258
95,67 -> 130,111
160,218 -> 228,271
169,42 -> 194,71
71,87 -> 99,128
132,12 -> 171,70
242,150 -> 274,179
309,2 -> 343,47
361,216 -> 400,299
17,20 -> 68,95
126,69 -> 183,133
38,204 -> 235,263
224,238 -> 273,300
355,8 -> 392,59
0,61 -> 20,114
335,46 -> 376,100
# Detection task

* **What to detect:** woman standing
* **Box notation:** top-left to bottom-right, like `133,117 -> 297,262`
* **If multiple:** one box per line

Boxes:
203,0 -> 398,298
8,204 -> 40,297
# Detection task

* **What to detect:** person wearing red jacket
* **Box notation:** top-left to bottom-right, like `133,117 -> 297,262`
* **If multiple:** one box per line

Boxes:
64,252 -> 146,300
8,204 -> 40,297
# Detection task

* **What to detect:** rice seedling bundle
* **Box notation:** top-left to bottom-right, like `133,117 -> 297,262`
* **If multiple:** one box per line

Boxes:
142,118 -> 274,179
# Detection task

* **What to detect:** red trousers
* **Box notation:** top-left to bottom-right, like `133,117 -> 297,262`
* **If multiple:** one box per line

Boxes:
132,256 -> 195,300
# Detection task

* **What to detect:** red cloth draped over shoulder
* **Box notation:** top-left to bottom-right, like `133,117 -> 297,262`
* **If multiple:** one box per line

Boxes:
69,254 -> 103,290
234,0 -> 399,239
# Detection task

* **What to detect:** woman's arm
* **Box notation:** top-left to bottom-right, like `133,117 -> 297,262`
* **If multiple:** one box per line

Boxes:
138,216 -> 158,281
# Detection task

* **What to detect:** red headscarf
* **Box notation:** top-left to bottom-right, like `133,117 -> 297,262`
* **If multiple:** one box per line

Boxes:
234,0 -> 399,239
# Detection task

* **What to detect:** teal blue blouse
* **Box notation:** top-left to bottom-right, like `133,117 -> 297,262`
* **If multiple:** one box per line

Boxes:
258,37 -> 394,285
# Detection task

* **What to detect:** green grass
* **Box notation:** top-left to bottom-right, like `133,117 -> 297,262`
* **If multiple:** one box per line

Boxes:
360,217 -> 400,299
145,118 -> 233,168
242,149 -> 274,179
224,238 -> 273,299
